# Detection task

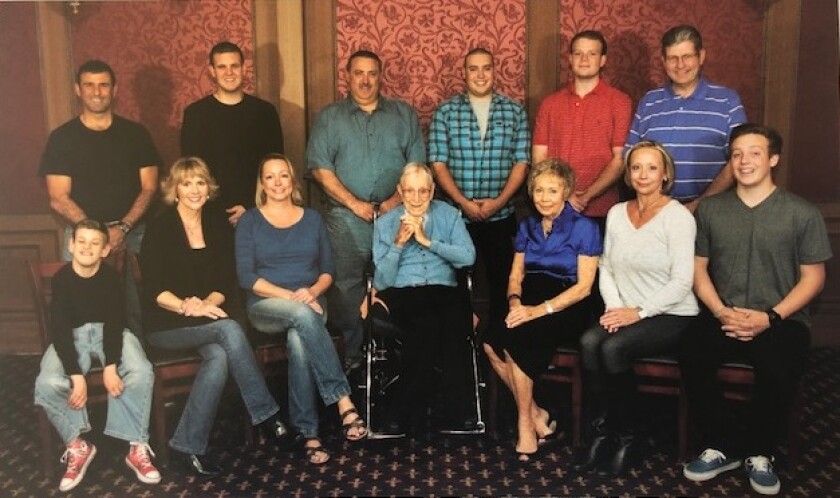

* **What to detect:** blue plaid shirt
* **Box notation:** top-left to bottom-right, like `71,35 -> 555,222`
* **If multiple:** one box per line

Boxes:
429,93 -> 530,222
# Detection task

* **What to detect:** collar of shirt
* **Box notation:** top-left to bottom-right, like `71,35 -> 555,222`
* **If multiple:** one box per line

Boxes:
563,78 -> 607,98
665,76 -> 710,100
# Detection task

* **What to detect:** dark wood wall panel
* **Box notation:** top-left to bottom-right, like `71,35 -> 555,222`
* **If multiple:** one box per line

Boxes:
0,215 -> 62,354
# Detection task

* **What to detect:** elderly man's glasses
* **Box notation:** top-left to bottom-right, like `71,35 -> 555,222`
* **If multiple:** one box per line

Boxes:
402,187 -> 432,199
664,53 -> 699,66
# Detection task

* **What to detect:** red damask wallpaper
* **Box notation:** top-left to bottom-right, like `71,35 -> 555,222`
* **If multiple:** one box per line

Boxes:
557,0 -> 765,121
70,0 -> 255,168
0,2 -> 49,214
336,0 -> 528,130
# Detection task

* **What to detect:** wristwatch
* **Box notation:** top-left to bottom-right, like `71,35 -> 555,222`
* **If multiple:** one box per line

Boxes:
114,220 -> 132,234
766,308 -> 782,327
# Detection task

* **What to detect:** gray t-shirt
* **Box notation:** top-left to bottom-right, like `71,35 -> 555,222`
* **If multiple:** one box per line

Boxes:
695,188 -> 832,326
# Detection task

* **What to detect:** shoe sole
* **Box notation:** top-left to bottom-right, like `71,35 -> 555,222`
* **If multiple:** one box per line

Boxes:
58,444 -> 97,492
683,460 -> 741,481
125,456 -> 162,484
749,476 -> 781,495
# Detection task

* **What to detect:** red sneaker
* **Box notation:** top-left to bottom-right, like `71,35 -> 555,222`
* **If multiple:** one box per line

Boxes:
59,439 -> 96,492
125,443 -> 161,484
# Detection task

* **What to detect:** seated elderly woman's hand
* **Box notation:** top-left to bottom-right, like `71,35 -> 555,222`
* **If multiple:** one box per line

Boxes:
599,307 -> 642,333
394,220 -> 414,247
505,304 -> 542,329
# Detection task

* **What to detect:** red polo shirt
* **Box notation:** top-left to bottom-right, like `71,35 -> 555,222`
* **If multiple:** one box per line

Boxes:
533,79 -> 632,217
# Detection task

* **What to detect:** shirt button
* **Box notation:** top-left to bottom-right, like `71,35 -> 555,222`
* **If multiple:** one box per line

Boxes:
575,102 -> 580,107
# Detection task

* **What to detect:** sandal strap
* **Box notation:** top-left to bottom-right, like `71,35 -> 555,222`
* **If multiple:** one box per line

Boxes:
339,407 -> 358,421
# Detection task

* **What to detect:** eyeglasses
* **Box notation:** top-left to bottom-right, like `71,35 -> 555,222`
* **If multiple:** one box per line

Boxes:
664,53 -> 699,66
401,187 -> 432,199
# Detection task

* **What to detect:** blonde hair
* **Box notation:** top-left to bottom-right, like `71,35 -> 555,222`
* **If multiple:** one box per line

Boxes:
623,141 -> 676,194
255,153 -> 304,207
160,157 -> 220,205
527,158 -> 575,199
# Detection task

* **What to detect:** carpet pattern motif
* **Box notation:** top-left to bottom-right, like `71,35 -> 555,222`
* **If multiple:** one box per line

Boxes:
1,349 -> 838,497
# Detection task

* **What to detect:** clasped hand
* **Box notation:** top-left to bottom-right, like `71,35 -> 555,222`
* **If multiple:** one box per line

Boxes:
599,307 -> 642,333
289,288 -> 323,314
181,296 -> 228,320
394,215 -> 430,247
718,306 -> 770,341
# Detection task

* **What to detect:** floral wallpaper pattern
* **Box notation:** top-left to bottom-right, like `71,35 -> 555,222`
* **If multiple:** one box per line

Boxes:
71,0 -> 255,167
336,0 -> 528,130
557,0 -> 765,120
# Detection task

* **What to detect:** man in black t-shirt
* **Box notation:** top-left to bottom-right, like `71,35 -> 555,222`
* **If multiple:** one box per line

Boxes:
181,41 -> 284,225
39,59 -> 161,334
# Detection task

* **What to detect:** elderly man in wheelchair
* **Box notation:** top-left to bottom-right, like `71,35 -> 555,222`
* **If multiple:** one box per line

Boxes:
370,162 -> 480,436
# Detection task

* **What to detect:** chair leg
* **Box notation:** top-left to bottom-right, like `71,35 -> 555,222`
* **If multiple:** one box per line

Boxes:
786,382 -> 805,473
570,363 -> 582,447
151,378 -> 169,465
487,371 -> 499,437
678,384 -> 689,462
39,411 -> 54,475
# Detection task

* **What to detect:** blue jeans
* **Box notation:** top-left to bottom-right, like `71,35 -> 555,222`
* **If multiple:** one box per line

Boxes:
146,319 -> 279,455
63,224 -> 145,337
248,297 -> 350,439
34,325 -> 153,445
324,206 -> 373,364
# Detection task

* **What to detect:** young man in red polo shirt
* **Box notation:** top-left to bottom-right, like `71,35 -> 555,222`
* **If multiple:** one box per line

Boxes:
532,30 -> 632,226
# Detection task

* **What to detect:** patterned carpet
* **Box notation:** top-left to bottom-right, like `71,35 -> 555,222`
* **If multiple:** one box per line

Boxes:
2,349 -> 839,498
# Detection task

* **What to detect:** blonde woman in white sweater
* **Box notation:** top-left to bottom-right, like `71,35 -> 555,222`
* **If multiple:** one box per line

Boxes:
575,141 -> 699,476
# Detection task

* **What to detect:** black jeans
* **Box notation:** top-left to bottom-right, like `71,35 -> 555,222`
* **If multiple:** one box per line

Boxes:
679,310 -> 810,457
466,215 -> 516,345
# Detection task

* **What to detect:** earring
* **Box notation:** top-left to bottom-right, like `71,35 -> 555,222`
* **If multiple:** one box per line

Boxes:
663,177 -> 669,182
175,197 -> 179,202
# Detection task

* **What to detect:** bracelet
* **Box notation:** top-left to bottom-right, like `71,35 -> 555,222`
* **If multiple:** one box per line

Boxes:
544,301 -> 555,315
507,294 -> 521,302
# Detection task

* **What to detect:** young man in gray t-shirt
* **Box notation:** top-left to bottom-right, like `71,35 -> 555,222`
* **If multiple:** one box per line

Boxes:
680,124 -> 831,496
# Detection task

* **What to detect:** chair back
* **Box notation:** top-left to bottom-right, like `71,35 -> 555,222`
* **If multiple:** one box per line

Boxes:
27,260 -> 67,351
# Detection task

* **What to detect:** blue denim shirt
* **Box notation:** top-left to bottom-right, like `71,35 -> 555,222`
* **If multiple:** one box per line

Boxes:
306,96 -> 427,205
373,200 -> 476,290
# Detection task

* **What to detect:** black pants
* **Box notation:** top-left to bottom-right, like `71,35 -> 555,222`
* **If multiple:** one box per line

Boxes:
377,285 -> 474,425
679,310 -> 809,457
466,215 -> 516,344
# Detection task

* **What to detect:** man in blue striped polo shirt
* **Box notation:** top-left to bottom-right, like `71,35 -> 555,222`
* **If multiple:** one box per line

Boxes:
626,25 -> 747,212
430,47 -> 530,361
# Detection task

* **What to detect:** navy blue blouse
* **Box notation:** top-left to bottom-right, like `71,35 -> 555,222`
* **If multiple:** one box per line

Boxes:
514,202 -> 603,281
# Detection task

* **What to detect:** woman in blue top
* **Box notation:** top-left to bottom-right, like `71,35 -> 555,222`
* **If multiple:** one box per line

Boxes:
236,154 -> 367,466
484,159 -> 602,463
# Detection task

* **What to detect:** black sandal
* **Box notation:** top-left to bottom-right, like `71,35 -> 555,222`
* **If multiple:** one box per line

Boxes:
301,437 -> 330,466
340,408 -> 368,441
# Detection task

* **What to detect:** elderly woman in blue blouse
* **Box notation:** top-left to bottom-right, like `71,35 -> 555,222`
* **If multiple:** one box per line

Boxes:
236,153 -> 366,466
141,157 -> 287,477
484,158 -> 602,463
373,162 -> 476,434
574,141 -> 698,476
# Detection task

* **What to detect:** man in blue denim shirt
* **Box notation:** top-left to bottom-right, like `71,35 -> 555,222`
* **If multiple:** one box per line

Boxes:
429,47 -> 530,355
307,50 -> 426,371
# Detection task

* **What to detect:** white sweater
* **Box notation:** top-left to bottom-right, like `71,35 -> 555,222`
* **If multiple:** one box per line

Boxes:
599,200 -> 699,317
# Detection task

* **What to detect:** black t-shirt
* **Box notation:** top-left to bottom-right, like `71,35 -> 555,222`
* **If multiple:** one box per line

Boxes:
181,94 -> 284,210
39,115 -> 162,222
50,263 -> 126,375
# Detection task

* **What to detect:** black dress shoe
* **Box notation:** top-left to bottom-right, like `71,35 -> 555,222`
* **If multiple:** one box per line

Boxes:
573,433 -> 616,473
169,451 -> 221,478
596,433 -> 636,477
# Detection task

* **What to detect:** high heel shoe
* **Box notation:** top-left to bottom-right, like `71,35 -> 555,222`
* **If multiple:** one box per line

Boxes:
596,432 -> 636,477
573,433 -> 615,472
168,450 -> 221,478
